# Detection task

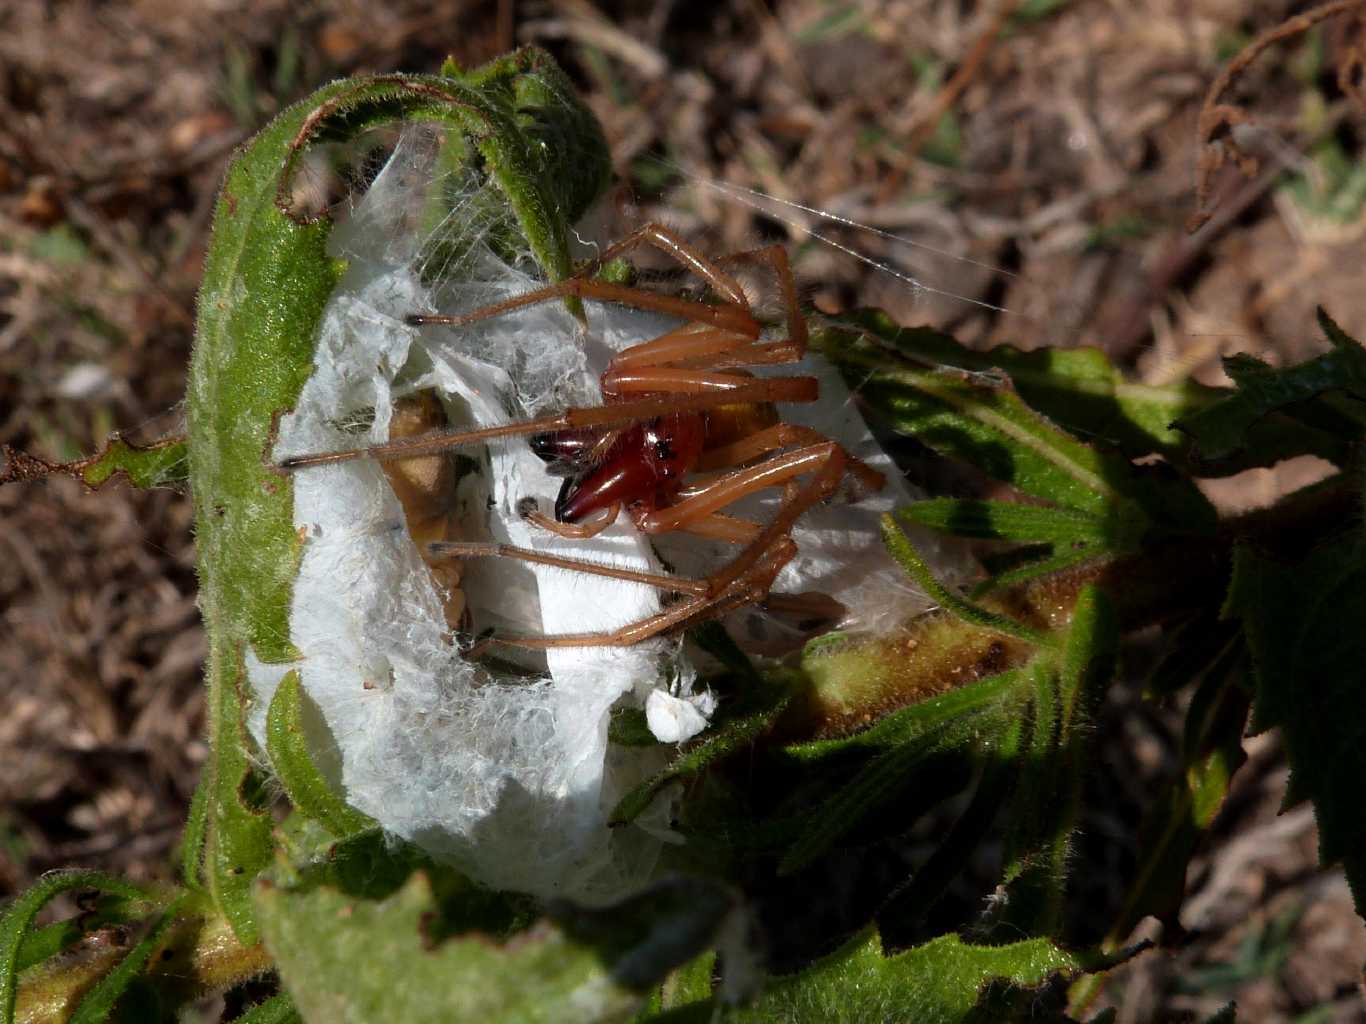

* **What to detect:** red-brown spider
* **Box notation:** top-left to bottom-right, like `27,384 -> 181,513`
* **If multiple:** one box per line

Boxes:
280,223 -> 884,648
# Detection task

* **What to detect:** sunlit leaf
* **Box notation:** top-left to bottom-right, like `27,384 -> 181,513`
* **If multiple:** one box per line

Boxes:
783,667 -> 1030,764
256,871 -> 637,1023
229,992 -> 302,1024
255,868 -> 733,1023
816,313 -> 1217,534
897,498 -> 1112,546
828,309 -> 1345,475
0,435 -> 188,491
729,930 -> 1083,1024
1176,308 -> 1366,462
881,513 -> 1052,646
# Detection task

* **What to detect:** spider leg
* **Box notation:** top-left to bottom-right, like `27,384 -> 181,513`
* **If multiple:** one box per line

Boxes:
428,540 -> 710,597
277,377 -> 818,470
408,222 -> 762,338
589,223 -> 752,308
637,442 -> 844,536
519,500 -> 621,539
674,441 -> 846,603
762,591 -> 848,624
717,244 -> 808,361
695,423 -> 886,495
607,323 -> 765,371
601,241 -> 807,378
488,537 -> 798,649
408,274 -> 760,337
464,443 -> 847,648
677,513 -> 762,544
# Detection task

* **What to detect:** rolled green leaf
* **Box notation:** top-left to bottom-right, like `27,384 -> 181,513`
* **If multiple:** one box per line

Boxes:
188,50 -> 616,937
266,673 -> 376,837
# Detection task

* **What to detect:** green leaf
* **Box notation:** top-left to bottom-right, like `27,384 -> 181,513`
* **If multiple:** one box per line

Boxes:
658,950 -> 715,1012
1176,308 -> 1366,461
881,513 -> 1052,647
777,707 -> 999,876
1110,643 -> 1249,941
0,435 -> 188,491
0,871 -> 153,1023
878,716 -> 1025,948
997,587 -> 1117,936
730,930 -> 1083,1024
776,663 -> 1037,879
610,707 -> 663,747
547,877 -> 737,991
74,436 -> 189,489
783,667 -> 1030,763
254,870 -> 641,1023
11,890 -> 158,977
68,892 -> 191,1024
191,72 -> 356,942
12,921 -> 85,977
277,50 -> 608,297
897,498 -> 1113,546
277,827 -> 438,904
816,313 -> 1217,534
820,331 -> 1128,518
230,993 -> 302,1024
969,544 -> 1101,597
827,309 -> 1344,475
266,672 -> 376,837
796,617 -> 1036,740
180,774 -> 211,890
610,674 -> 796,825
1224,537 -> 1366,913
189,50 -> 612,941
842,313 -> 1205,456
687,620 -> 761,686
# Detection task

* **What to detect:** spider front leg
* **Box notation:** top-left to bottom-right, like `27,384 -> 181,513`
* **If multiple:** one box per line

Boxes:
277,377 -> 817,470
433,440 -> 851,648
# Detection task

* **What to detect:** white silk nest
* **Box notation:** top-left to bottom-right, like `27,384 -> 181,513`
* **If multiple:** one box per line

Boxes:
244,128 -> 946,903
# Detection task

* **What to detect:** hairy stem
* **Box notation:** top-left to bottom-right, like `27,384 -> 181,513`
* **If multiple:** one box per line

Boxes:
14,908 -> 272,1024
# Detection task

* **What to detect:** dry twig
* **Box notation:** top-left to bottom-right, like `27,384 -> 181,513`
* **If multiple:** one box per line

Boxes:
1190,0 -> 1366,232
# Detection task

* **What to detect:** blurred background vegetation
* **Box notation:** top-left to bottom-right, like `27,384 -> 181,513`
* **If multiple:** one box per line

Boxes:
2,1 -> 1364,1018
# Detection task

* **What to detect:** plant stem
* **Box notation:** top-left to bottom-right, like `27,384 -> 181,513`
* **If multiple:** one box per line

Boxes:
14,910 -> 272,1024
